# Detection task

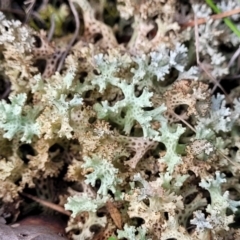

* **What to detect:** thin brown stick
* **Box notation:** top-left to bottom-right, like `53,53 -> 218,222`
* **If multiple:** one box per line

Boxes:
21,192 -> 71,216
194,15 -> 200,64
228,46 -> 240,68
0,8 -> 26,16
0,8 -> 45,27
223,74 -> 240,80
47,14 -> 55,41
218,150 -> 240,170
172,112 -> 196,133
57,0 -> 80,72
24,0 -> 36,23
211,46 -> 240,93
181,7 -> 240,29
193,15 -> 239,165
194,15 -> 232,104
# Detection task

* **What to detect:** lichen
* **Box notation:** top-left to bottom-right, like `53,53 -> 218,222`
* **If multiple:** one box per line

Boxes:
1,1 -> 240,239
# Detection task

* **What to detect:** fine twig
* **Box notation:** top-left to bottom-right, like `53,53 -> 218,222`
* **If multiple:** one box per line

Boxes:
228,46 -> 240,68
205,0 -> 240,38
0,8 -> 25,16
47,14 -> 56,41
172,112 -> 196,133
193,15 -> 239,166
210,46 -> 240,93
24,0 -> 36,23
181,7 -> 240,29
20,192 -> 71,216
218,150 -> 240,170
56,0 -> 80,72
194,15 -> 232,103
223,74 -> 240,80
204,0 -> 240,94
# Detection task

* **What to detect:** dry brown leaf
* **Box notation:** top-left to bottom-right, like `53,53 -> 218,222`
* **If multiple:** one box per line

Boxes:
106,200 -> 122,230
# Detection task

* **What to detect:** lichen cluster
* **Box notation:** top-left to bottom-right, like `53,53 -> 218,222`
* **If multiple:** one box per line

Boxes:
1,0 -> 240,239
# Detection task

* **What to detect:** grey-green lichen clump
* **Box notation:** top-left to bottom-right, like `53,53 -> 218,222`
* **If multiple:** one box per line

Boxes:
1,0 -> 240,239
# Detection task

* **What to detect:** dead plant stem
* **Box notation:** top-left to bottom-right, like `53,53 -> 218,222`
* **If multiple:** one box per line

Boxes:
181,8 -> 240,29
21,192 -> 71,216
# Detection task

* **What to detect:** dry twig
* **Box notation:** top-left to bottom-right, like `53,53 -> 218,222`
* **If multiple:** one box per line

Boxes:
24,0 -> 36,23
57,0 -> 80,72
21,192 -> 71,216
181,8 -> 240,29
192,15 -> 240,168
194,15 -> 232,103
48,14 -> 56,41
